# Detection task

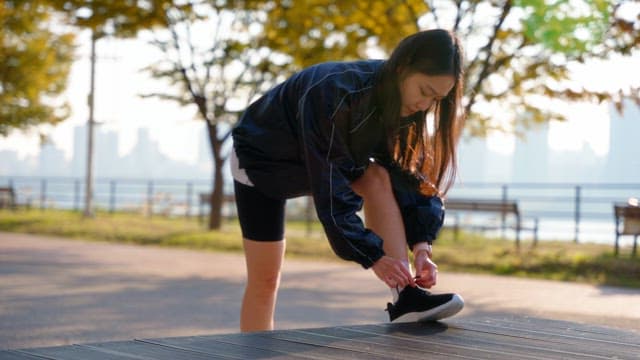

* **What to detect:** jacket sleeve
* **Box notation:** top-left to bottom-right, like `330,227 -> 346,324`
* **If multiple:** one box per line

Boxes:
374,150 -> 445,248
299,86 -> 385,269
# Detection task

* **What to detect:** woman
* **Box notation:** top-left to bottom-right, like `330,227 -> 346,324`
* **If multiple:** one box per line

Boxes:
231,29 -> 465,332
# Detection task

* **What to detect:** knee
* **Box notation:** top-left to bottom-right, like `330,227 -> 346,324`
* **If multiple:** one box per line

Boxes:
247,272 -> 281,297
351,163 -> 392,198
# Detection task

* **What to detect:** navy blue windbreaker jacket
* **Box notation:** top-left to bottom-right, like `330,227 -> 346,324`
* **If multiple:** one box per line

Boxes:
232,60 -> 445,269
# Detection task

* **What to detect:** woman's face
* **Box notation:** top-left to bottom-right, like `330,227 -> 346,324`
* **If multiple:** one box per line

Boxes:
398,72 -> 455,117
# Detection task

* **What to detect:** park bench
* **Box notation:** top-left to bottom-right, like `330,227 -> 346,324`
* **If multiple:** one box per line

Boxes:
0,186 -> 16,210
614,203 -> 640,256
444,198 -> 539,246
198,192 -> 235,224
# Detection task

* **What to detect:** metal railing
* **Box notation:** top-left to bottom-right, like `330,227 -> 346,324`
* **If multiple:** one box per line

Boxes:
446,182 -> 640,244
0,176 -> 216,218
1,176 -> 638,244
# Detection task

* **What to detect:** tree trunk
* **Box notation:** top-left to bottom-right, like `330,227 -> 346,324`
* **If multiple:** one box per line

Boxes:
207,121 -> 224,230
209,156 -> 224,229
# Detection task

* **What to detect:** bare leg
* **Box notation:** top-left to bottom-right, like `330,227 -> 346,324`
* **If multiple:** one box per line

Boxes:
353,164 -> 462,322
240,238 -> 285,332
351,163 -> 409,265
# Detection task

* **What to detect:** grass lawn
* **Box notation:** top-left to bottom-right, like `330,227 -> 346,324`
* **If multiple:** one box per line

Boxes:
1,208 -> 638,288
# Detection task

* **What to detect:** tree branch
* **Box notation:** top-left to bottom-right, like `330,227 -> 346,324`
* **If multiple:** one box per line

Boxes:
453,0 -> 463,32
464,0 -> 512,117
461,0 -> 478,38
426,0 -> 442,28
139,92 -> 188,103
184,12 -> 204,94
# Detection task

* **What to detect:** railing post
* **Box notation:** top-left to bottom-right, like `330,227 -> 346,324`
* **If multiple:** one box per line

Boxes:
574,185 -> 581,243
501,184 -> 508,239
74,179 -> 80,211
198,193 -> 204,225
306,196 -> 313,237
186,182 -> 193,219
109,180 -> 116,214
7,178 -> 16,209
8,178 -> 15,207
40,179 -> 47,211
147,180 -> 154,218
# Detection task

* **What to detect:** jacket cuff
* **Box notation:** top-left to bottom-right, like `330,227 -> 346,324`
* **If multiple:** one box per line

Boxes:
359,246 -> 385,269
385,164 -> 445,247
401,196 -> 445,247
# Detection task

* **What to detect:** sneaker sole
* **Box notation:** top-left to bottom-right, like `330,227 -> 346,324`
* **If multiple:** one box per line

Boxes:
391,294 -> 464,323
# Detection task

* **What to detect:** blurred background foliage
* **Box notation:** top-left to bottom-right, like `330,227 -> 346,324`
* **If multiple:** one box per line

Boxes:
242,0 -> 639,134
1,0 -> 638,228
1,0 -> 188,136
0,1 -> 74,136
1,0 -> 637,136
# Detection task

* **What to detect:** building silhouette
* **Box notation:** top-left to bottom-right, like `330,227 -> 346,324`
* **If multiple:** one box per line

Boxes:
456,134 -> 489,183
512,122 -> 550,183
94,129 -> 119,178
603,100 -> 640,183
71,125 -> 87,177
38,142 -> 68,177
2,99 -> 639,183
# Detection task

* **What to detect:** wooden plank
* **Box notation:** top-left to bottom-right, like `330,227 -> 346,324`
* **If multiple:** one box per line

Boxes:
141,335 -> 308,359
445,317 -> 640,359
445,199 -> 518,214
311,323 -> 560,360
5,315 -> 639,360
451,316 -> 640,347
0,350 -> 48,359
214,332 -> 387,360
15,344 -> 148,360
354,322 -> 620,360
454,315 -> 640,344
266,324 -> 475,360
82,340 -> 227,360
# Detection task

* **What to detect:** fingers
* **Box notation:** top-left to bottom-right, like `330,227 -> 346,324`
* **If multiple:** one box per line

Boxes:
384,263 -> 414,288
415,269 -> 437,288
385,270 -> 414,288
414,257 -> 438,288
396,260 -> 416,288
372,256 -> 416,289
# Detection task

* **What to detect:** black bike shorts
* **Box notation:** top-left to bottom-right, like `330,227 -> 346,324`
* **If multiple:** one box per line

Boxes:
233,180 -> 286,241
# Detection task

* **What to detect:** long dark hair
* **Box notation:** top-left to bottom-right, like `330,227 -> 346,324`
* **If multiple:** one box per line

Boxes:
375,29 -> 464,196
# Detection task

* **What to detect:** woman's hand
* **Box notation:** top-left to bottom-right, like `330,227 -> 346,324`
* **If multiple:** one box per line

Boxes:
371,256 -> 416,289
413,249 -> 438,288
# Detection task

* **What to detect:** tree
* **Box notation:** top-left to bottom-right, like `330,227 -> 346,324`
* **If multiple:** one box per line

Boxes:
244,0 -> 639,136
143,2 -> 287,229
0,0 -> 75,136
0,0 -> 189,136
46,0 -> 192,217
48,0 -> 189,36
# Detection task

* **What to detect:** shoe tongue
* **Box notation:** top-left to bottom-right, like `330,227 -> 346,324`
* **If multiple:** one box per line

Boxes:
403,285 -> 431,296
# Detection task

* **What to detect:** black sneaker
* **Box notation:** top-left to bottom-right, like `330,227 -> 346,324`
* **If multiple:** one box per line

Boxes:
386,286 -> 464,323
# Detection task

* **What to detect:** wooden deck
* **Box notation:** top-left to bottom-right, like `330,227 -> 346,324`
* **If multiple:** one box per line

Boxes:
2,315 -> 639,359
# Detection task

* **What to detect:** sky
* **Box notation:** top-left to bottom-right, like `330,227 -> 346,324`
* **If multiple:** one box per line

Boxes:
1,31 -> 207,165
0,28 -> 638,164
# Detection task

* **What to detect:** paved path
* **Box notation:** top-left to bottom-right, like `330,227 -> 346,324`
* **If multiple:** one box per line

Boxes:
1,232 -> 639,350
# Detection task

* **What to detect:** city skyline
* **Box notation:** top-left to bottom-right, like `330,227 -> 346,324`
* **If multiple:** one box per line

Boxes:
1,99 -> 638,184
1,28 -> 632,163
